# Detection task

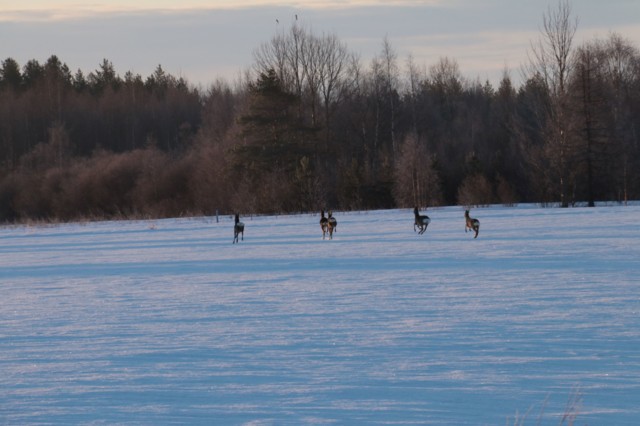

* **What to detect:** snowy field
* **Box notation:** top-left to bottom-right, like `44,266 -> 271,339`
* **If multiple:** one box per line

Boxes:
1,205 -> 639,425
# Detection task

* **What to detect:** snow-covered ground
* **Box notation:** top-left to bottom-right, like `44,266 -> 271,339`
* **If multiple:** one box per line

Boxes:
1,205 -> 639,425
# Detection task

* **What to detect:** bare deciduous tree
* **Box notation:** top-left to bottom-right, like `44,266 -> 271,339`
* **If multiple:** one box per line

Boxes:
393,133 -> 442,208
526,0 -> 578,207
253,24 -> 353,133
380,37 -> 399,156
405,54 -> 424,138
601,33 -> 640,204
316,33 -> 353,149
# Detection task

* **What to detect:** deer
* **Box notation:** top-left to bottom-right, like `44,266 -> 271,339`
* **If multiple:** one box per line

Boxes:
464,210 -> 480,238
327,211 -> 337,239
233,213 -> 244,243
413,207 -> 430,235
320,210 -> 329,239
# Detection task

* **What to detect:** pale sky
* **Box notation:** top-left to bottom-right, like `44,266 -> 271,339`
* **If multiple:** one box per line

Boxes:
1,0 -> 639,88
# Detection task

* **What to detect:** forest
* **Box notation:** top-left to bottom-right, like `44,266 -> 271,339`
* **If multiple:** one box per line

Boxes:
1,2 -> 639,222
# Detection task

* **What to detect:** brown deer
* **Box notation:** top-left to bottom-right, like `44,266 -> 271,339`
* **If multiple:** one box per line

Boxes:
327,211 -> 337,239
464,210 -> 480,238
413,207 -> 430,235
233,213 -> 244,243
320,210 -> 329,239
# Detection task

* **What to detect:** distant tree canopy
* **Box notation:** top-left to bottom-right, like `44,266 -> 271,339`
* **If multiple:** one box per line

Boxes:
1,10 -> 640,222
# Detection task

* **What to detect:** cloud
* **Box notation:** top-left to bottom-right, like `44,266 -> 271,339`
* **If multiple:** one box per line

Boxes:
0,0 -> 452,22
1,0 -> 638,88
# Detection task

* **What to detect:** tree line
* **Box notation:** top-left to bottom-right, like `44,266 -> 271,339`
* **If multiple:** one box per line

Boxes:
1,1 -> 639,223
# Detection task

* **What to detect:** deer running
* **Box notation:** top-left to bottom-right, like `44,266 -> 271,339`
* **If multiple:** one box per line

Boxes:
320,210 -> 329,239
413,207 -> 430,235
464,210 -> 480,238
327,211 -> 337,240
233,213 -> 244,243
